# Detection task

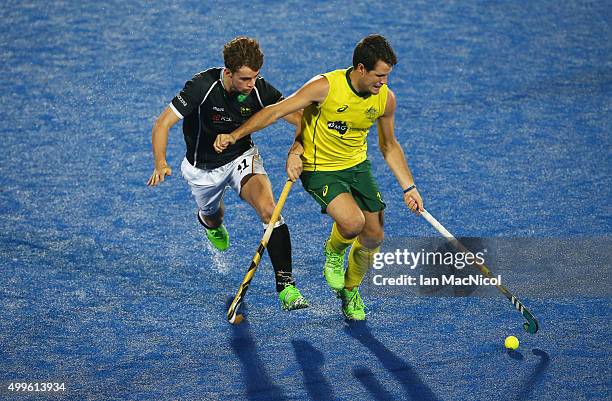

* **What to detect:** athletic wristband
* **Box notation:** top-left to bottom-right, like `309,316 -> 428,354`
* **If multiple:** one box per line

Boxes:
403,184 -> 416,194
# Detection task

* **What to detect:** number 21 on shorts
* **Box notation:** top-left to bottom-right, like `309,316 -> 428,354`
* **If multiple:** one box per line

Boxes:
236,158 -> 249,173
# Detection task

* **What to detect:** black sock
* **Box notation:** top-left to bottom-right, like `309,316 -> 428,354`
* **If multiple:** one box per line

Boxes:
197,211 -> 219,230
267,223 -> 295,292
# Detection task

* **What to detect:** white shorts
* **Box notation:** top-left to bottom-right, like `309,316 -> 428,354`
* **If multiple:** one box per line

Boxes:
181,146 -> 267,216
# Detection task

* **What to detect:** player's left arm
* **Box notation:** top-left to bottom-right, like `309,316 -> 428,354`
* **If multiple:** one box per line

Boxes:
214,75 -> 328,153
286,119 -> 305,181
377,89 -> 423,214
279,102 -> 305,181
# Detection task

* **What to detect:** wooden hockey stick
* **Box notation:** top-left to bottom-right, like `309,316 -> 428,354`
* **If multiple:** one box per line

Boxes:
227,179 -> 294,324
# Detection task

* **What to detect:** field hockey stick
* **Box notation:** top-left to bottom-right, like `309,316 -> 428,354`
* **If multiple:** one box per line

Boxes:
421,209 -> 539,334
227,179 -> 294,324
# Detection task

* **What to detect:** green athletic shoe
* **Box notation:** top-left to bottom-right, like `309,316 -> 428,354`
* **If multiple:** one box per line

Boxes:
339,287 -> 366,321
323,240 -> 346,291
278,284 -> 309,311
197,212 -> 230,251
205,224 -> 230,251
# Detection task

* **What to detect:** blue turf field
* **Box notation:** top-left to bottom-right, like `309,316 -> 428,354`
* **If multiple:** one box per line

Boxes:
1,0 -> 611,400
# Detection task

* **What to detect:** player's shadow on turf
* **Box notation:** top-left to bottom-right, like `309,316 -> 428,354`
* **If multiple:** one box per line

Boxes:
228,300 -> 288,401
344,322 -> 440,401
515,349 -> 550,401
292,340 -> 336,401
353,366 -> 396,401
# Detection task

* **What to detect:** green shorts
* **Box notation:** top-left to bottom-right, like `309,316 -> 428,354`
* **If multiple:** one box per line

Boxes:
300,160 -> 386,213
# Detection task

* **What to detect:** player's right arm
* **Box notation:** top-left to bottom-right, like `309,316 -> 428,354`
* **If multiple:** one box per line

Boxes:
148,75 -> 208,186
147,106 -> 180,186
214,75 -> 329,153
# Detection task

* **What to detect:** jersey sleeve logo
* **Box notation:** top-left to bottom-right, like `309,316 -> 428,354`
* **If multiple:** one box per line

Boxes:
327,121 -> 348,136
176,94 -> 188,107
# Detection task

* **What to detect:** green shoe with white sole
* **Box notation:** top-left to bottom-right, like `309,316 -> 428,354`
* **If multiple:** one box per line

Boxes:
278,284 -> 309,311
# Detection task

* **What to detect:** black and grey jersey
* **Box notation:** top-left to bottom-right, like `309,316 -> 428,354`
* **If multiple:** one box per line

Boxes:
169,67 -> 282,170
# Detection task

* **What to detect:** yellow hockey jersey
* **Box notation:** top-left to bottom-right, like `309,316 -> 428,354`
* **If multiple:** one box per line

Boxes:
301,68 -> 388,171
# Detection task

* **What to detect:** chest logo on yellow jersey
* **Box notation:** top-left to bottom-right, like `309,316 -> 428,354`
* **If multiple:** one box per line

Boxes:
336,104 -> 349,113
327,121 -> 348,135
365,106 -> 378,121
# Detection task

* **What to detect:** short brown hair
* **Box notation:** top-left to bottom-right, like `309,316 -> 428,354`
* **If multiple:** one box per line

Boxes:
223,36 -> 264,73
353,34 -> 397,71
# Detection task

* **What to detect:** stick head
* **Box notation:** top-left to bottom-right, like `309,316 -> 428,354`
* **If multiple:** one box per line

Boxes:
523,321 -> 538,334
227,298 -> 244,324
228,313 -> 244,325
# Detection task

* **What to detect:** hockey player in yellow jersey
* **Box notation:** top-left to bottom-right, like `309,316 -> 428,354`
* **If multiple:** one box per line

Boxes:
299,67 -> 389,172
214,35 -> 423,320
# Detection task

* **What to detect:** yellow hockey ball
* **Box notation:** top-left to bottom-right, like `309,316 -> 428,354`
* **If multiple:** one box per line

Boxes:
505,336 -> 519,350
